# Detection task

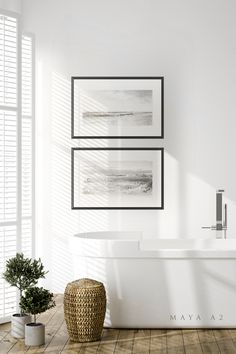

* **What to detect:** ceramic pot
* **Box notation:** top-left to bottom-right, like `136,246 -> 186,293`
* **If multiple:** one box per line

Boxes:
25,322 -> 45,346
11,314 -> 31,338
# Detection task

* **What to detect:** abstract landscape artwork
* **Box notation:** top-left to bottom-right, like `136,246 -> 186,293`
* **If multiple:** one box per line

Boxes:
72,148 -> 164,209
72,77 -> 163,138
81,90 -> 152,127
82,161 -> 153,196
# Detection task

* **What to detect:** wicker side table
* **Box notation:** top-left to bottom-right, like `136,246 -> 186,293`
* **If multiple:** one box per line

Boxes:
64,278 -> 106,342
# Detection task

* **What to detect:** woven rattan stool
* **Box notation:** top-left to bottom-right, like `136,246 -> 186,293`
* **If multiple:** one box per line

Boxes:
64,278 -> 106,342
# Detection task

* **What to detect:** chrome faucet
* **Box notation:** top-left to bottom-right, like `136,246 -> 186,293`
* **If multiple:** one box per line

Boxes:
202,189 -> 227,239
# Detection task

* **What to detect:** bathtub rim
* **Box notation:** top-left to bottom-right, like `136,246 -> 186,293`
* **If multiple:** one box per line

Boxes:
71,232 -> 236,259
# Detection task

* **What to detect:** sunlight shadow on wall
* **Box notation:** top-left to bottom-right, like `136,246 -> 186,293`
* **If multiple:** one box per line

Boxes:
51,72 -> 109,292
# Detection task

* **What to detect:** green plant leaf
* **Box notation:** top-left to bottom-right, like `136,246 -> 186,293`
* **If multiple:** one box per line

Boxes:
20,287 -> 55,323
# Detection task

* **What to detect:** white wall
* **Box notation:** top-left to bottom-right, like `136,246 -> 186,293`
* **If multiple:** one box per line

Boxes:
20,0 -> 236,291
0,0 -> 21,13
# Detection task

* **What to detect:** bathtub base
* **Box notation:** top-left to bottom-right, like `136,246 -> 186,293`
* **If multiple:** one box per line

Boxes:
70,233 -> 236,328
72,257 -> 236,328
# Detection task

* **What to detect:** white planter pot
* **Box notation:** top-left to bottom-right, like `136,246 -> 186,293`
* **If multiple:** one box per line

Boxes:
11,314 -> 31,339
25,323 -> 45,346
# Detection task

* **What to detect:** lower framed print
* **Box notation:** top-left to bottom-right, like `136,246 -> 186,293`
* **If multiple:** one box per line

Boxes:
71,147 -> 164,209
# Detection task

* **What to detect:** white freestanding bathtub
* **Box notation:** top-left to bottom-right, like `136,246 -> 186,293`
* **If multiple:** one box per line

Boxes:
70,232 -> 236,328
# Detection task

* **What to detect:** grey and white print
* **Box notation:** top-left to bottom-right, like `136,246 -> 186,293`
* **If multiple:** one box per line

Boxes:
81,161 -> 153,196
81,90 -> 153,127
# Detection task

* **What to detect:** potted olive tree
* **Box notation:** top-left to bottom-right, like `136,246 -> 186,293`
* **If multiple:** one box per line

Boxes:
2,253 -> 47,338
20,286 -> 55,346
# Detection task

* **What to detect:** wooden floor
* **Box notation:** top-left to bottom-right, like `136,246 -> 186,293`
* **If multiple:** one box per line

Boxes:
1,295 -> 236,353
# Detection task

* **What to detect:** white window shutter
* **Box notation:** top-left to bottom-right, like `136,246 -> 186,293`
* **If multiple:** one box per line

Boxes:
0,12 -> 18,324
0,12 -> 34,323
21,34 -> 34,257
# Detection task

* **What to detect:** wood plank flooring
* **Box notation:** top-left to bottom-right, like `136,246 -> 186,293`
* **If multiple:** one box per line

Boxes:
1,295 -> 236,353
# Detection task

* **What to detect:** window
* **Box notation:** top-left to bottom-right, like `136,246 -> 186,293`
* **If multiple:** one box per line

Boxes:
0,10 -> 34,323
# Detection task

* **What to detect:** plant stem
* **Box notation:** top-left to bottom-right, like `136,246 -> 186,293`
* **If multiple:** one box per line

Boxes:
19,289 -> 23,316
34,314 -> 36,324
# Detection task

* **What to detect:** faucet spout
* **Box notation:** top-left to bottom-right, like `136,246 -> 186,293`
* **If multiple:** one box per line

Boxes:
216,189 -> 224,230
201,188 -> 228,239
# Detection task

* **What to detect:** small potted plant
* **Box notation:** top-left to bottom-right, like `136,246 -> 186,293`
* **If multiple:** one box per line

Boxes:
2,253 -> 47,338
20,286 -> 55,346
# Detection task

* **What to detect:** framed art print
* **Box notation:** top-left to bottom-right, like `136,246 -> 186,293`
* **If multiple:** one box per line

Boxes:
71,77 -> 164,139
71,147 -> 164,209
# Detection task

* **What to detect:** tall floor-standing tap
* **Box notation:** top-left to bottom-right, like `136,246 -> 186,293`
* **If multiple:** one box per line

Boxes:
202,189 -> 227,239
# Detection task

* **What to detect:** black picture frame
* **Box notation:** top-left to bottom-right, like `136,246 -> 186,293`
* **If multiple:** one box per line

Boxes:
71,76 -> 164,139
71,147 -> 164,210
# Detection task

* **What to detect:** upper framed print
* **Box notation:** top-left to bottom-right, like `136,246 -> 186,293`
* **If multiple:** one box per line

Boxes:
71,77 -> 164,139
71,147 -> 164,210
